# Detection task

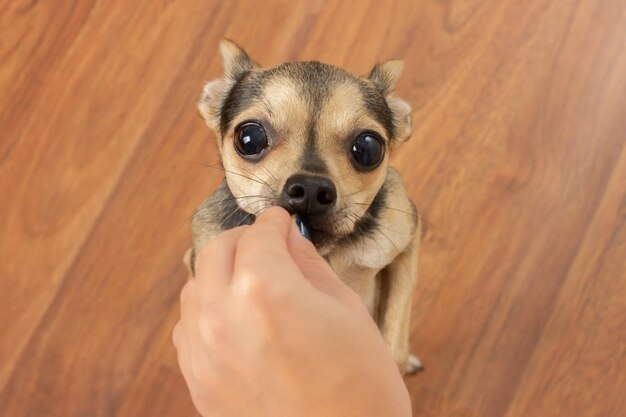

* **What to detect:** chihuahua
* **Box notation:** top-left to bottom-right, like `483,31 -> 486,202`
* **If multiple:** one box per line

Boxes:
188,40 -> 421,374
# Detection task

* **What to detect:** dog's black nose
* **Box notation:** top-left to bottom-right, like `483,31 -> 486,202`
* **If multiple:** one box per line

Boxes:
282,174 -> 336,215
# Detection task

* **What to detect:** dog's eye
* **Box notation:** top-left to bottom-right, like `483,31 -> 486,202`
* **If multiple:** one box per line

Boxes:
350,133 -> 385,170
234,122 -> 268,157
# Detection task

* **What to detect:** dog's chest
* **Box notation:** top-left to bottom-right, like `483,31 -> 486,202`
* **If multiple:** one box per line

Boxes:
326,246 -> 390,318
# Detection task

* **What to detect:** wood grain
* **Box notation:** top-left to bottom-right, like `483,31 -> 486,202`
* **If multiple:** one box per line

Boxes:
1,0 -> 624,416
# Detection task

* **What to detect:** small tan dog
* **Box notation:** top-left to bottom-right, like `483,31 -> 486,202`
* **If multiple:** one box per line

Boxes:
189,40 -> 421,374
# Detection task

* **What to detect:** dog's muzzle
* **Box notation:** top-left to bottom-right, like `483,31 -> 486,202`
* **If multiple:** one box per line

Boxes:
281,174 -> 336,216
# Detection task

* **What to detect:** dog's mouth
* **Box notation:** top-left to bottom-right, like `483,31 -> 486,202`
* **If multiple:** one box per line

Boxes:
298,216 -> 337,248
282,208 -> 354,253
237,198 -> 367,254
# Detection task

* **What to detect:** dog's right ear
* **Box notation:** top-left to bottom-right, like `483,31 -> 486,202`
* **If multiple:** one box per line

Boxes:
367,60 -> 412,145
220,39 -> 255,82
198,39 -> 256,134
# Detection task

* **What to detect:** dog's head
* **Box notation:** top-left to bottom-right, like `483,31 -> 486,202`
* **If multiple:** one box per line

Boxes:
198,40 -> 412,254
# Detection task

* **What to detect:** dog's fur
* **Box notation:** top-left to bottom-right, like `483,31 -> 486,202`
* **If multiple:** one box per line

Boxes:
189,40 -> 420,374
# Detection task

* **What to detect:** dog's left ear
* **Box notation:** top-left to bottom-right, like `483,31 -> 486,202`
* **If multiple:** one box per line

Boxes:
368,60 -> 412,143
198,39 -> 259,136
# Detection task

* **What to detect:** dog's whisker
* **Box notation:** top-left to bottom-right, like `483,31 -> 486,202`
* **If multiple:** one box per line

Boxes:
258,163 -> 278,182
374,224 -> 400,255
366,231 -> 386,266
416,212 -> 439,232
231,202 -> 268,228
343,211 -> 381,262
335,169 -> 361,183
235,211 -> 254,227
238,205 -> 269,226
219,197 -> 271,228
238,196 -> 273,213
343,187 -> 379,199
219,194 -> 269,203
193,162 -> 273,190
174,187 -> 266,236
349,202 -> 416,217
374,222 -> 402,236
343,208 -> 412,277
236,165 -> 274,192
219,206 -> 250,229
228,201 -> 270,229
375,223 -> 412,278
348,201 -> 439,232
173,209 -> 200,237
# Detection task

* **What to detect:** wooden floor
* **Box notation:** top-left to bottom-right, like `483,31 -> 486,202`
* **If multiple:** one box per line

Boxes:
1,0 -> 625,416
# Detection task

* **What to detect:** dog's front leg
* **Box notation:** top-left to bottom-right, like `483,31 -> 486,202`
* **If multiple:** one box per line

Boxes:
379,228 -> 421,375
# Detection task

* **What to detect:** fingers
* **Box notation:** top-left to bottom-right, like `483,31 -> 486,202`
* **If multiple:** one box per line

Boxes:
172,321 -> 182,349
194,226 -> 248,289
232,207 -> 303,285
183,248 -> 194,275
241,206 -> 292,247
191,206 -> 358,307
286,220 -> 360,304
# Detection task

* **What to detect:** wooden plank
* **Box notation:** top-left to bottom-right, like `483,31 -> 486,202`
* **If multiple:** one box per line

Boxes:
504,129 -> 626,417
0,0 -> 225,400
407,0 -> 626,413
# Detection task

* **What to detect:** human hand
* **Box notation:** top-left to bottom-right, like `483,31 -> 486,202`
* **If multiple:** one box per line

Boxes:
173,207 -> 411,417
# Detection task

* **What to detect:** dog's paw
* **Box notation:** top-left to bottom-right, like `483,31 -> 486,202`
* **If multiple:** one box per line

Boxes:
405,354 -> 424,374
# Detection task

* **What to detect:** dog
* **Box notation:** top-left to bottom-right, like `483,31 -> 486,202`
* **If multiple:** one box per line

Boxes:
188,40 -> 421,374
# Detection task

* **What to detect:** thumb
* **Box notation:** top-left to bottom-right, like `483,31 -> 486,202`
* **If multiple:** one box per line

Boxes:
286,221 -> 359,304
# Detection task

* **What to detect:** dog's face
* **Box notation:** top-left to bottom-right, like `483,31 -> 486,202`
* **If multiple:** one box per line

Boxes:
198,40 -> 412,254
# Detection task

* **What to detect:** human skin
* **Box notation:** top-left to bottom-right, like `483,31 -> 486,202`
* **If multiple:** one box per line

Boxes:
173,207 -> 412,417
